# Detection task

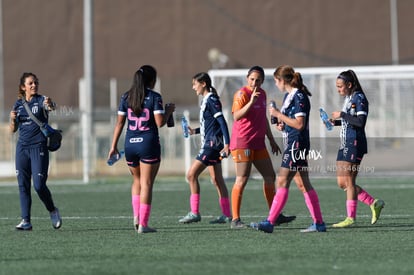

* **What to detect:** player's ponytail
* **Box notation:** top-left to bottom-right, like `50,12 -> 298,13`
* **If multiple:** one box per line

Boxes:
348,70 -> 364,93
293,72 -> 312,96
128,65 -> 157,116
274,65 -> 312,96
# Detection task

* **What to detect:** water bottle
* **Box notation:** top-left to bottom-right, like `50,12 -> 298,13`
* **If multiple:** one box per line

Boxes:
350,103 -> 356,116
107,151 -> 124,166
181,116 -> 189,138
219,151 -> 227,160
165,104 -> 175,127
319,108 -> 333,131
269,100 -> 278,124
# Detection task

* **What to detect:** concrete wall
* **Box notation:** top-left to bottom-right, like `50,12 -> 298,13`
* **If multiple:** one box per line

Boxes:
2,0 -> 414,117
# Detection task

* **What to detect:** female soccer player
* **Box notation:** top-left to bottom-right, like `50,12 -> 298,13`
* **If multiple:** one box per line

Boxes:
10,72 -> 62,230
178,72 -> 232,224
331,70 -> 384,227
108,65 -> 175,233
251,65 -> 326,233
229,65 -> 295,229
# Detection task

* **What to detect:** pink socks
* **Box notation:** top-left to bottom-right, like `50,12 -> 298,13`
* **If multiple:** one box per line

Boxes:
346,200 -> 358,219
139,203 -> 151,227
358,189 -> 375,206
304,189 -> 324,224
190,194 -> 200,214
219,197 -> 231,217
267,188 -> 289,225
132,195 -> 140,218
189,194 -> 231,217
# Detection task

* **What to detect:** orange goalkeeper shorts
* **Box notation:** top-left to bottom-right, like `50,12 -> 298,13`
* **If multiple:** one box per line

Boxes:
230,148 -> 270,163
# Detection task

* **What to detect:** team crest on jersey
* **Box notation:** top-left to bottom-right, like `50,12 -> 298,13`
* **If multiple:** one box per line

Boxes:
31,106 -> 39,114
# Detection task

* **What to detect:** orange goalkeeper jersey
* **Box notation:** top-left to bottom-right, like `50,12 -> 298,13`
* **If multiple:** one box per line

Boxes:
230,86 -> 268,150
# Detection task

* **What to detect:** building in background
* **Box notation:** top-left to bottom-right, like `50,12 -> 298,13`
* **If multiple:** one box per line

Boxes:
1,0 -> 413,116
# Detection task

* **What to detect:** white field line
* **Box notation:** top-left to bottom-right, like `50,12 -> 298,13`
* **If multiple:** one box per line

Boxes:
0,183 -> 412,195
0,214 -> 411,220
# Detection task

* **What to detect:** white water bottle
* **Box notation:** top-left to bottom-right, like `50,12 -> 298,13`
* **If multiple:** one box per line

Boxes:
319,108 -> 333,131
269,100 -> 278,124
107,151 -> 124,166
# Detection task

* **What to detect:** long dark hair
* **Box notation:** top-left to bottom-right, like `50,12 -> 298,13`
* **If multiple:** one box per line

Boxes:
128,65 -> 157,116
274,65 -> 312,96
337,69 -> 364,93
192,72 -> 218,96
18,72 -> 39,99
247,65 -> 265,81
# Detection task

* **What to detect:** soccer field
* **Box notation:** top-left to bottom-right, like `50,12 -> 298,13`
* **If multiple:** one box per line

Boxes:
0,176 -> 413,275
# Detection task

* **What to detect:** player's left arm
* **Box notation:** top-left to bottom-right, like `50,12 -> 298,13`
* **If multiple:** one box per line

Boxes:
154,94 -> 167,128
211,97 -> 230,145
275,94 -> 307,130
216,115 -> 230,145
340,95 -> 368,128
340,113 -> 367,128
108,114 -> 126,158
189,127 -> 200,135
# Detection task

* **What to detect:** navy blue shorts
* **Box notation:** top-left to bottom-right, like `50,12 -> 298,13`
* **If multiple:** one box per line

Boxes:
280,141 -> 308,170
336,148 -> 364,164
125,138 -> 161,167
196,148 -> 221,166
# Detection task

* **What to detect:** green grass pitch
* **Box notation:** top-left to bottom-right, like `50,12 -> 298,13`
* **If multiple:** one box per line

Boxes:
0,176 -> 413,275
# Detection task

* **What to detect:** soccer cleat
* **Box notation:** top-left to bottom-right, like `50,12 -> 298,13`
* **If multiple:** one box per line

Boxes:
15,220 -> 32,231
332,217 -> 355,228
209,215 -> 232,224
137,225 -> 157,234
300,222 -> 327,233
134,216 -> 139,232
249,222 -> 260,231
250,219 -> 274,233
230,218 -> 246,229
178,212 -> 201,224
370,199 -> 385,224
275,213 -> 296,225
50,208 -> 62,229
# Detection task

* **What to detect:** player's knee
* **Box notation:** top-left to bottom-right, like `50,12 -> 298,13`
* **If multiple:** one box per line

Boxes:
33,173 -> 47,192
209,176 -> 218,186
186,172 -> 196,183
263,176 -> 276,185
337,181 -> 347,190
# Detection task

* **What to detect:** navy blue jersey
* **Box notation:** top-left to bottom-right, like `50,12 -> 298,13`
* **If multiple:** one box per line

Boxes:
118,89 -> 164,140
199,93 -> 229,151
281,89 -> 310,151
340,90 -> 368,154
12,94 -> 49,146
